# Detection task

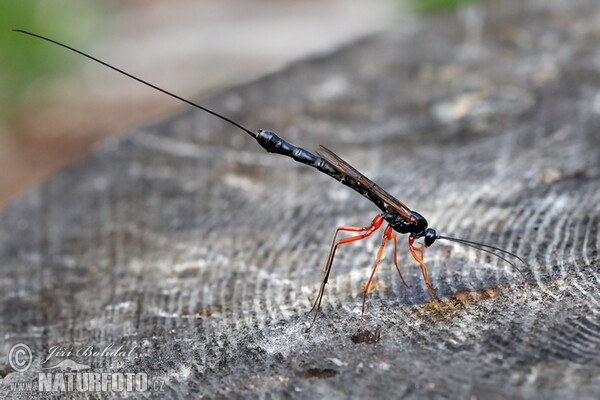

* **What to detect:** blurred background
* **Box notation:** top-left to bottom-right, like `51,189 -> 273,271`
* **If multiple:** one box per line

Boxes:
0,0 -> 479,211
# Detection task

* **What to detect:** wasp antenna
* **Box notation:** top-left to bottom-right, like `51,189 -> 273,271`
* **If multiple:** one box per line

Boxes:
437,235 -> 527,279
11,28 -> 257,139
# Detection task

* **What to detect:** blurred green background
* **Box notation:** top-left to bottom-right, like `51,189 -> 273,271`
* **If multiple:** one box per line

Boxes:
411,0 -> 487,14
0,1 -> 99,126
0,0 -> 483,211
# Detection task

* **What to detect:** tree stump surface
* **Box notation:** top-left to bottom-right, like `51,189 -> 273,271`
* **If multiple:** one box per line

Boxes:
1,0 -> 600,398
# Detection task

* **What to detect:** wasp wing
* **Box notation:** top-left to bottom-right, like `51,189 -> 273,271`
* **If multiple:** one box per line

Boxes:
317,146 -> 413,219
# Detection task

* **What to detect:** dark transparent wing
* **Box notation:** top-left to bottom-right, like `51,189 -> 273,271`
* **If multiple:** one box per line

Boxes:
317,146 -> 413,219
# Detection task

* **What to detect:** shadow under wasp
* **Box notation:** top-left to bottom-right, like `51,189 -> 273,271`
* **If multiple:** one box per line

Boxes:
12,29 -> 528,331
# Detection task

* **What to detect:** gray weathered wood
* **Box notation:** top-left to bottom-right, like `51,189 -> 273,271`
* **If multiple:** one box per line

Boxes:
1,0 -> 600,398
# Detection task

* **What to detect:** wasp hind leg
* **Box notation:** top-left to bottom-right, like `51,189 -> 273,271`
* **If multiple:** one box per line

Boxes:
306,214 -> 383,330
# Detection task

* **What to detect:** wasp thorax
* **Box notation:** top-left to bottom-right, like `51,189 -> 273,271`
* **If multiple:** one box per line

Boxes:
383,210 -> 429,235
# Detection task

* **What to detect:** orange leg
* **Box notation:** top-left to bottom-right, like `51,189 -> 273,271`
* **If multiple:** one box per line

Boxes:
390,234 -> 410,289
307,214 -> 383,330
360,224 -> 393,330
412,242 -> 436,290
409,235 -> 445,314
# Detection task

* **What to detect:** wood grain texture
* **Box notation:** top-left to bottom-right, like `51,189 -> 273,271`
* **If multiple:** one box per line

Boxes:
1,0 -> 600,398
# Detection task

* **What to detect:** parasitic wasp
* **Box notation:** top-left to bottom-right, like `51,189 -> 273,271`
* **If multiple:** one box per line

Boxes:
12,29 -> 528,330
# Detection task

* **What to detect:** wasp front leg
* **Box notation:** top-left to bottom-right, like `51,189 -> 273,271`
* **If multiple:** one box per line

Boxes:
409,235 -> 444,313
